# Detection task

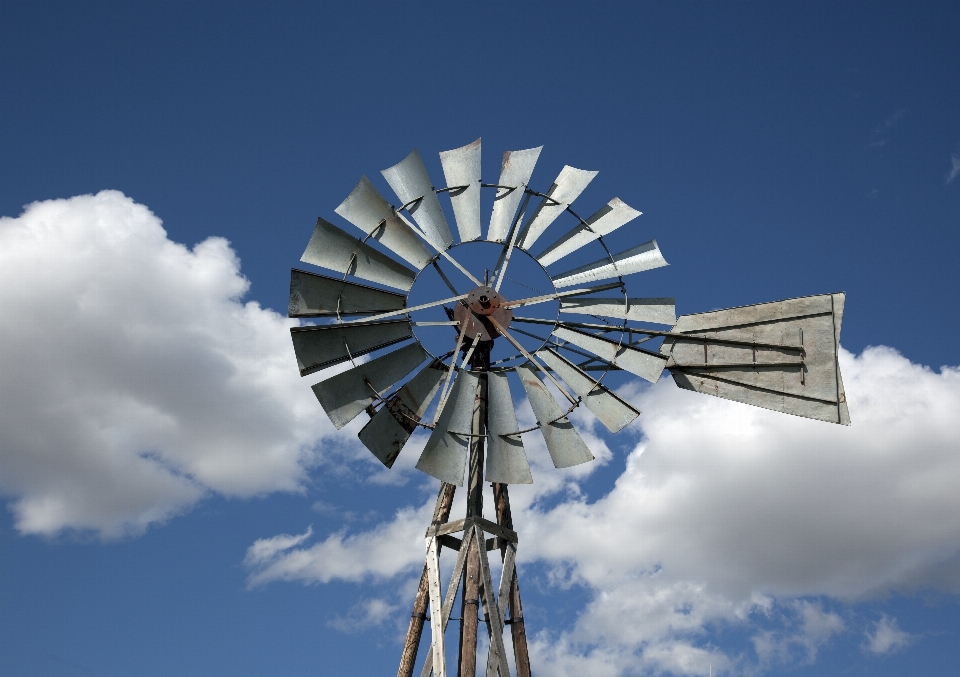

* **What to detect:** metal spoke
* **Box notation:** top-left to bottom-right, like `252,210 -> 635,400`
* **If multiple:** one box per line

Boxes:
486,315 -> 577,405
393,210 -> 482,286
343,294 -> 467,324
501,282 -> 622,309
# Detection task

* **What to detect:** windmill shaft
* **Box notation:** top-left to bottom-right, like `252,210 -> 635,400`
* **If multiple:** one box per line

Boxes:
459,358 -> 487,677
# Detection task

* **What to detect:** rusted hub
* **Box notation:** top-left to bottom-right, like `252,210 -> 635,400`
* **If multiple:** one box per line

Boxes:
453,285 -> 513,341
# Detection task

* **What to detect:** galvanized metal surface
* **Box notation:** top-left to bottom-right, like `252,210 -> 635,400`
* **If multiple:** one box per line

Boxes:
552,324 -> 667,383
439,139 -> 482,242
301,217 -> 417,291
312,342 -> 428,429
485,372 -> 533,484
516,364 -> 594,469
359,362 -> 445,467
517,165 -> 598,250
537,197 -> 642,266
288,268 -> 407,318
290,320 -> 413,377
537,348 -> 640,433
488,146 -> 542,242
661,293 -> 850,424
334,175 -> 434,270
559,296 -> 676,325
382,149 -> 454,250
416,371 -> 480,485
551,239 -> 668,288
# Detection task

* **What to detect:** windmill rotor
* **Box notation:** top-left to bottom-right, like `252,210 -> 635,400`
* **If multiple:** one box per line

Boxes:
289,137 -> 849,488
286,138 -> 849,677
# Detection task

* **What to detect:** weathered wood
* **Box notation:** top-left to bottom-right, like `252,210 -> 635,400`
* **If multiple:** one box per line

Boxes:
427,517 -> 517,543
438,534 -> 462,551
496,542 -> 517,624
428,518 -> 467,538
459,528 -> 482,677
418,531 -> 471,677
397,482 -> 456,677
459,372 -> 486,677
425,537 -> 446,677
474,517 -> 518,544
493,483 -> 531,677
477,528 -> 511,677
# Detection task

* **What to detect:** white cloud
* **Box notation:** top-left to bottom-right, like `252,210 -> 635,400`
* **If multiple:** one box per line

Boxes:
244,499 -> 438,587
863,614 -> 913,655
328,597 -> 400,634
244,526 -> 315,568
247,345 -> 960,674
0,191 -> 357,537
946,148 -> 960,184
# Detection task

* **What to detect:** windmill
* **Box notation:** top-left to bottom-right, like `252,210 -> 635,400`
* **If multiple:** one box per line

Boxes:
287,139 -> 850,677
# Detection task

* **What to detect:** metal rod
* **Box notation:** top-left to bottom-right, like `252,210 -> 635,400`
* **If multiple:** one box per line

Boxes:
395,210 -> 482,286
342,294 -> 467,324
513,316 -> 804,351
493,191 -> 533,291
487,316 -> 577,405
670,362 -> 805,369
501,282 -> 622,309
434,322 -> 468,424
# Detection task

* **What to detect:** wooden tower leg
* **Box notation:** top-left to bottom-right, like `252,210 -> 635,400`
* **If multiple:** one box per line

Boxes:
397,482 -> 456,677
493,483 -> 531,677
458,370 -> 487,677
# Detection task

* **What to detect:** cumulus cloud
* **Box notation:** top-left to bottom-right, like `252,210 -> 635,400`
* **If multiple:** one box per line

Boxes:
863,613 -> 914,655
0,191 -> 356,537
246,345 -> 960,675
244,500 -> 438,587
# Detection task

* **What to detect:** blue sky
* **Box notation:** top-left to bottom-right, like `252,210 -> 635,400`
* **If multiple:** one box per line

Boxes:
1,2 -> 958,676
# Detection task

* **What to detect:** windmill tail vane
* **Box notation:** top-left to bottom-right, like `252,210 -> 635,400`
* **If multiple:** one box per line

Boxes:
286,138 -> 849,677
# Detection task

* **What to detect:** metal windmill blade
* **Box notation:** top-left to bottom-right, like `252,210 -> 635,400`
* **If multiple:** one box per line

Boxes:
488,146 -> 542,242
439,139 -> 482,243
536,197 -> 642,267
286,138 -> 851,677
288,269 -> 406,318
550,239 -> 668,288
334,176 -> 434,270
537,348 -> 640,433
301,217 -> 417,291
517,165 -> 598,249
516,363 -> 594,469
558,295 -> 676,325
382,149 -> 454,249
312,342 -> 429,429
415,370 -> 480,486
485,371 -> 533,484
358,361 -> 446,468
290,319 -> 413,377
